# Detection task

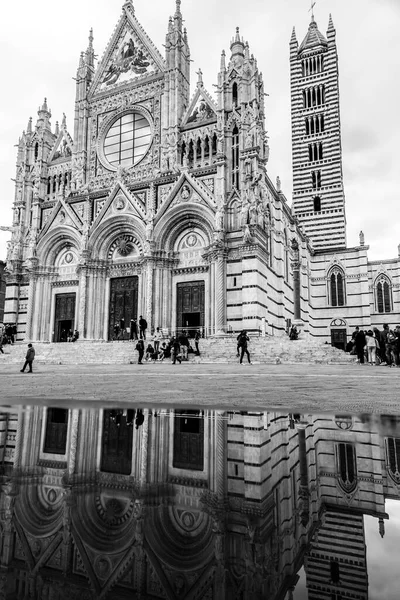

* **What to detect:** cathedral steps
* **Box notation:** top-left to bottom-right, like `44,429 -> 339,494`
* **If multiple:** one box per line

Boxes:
0,337 -> 354,366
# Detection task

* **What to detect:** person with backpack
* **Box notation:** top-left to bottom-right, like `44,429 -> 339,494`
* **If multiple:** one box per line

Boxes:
139,315 -> 147,340
386,328 -> 398,367
237,330 -> 251,365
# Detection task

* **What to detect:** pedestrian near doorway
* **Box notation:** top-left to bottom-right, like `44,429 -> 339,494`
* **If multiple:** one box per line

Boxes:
194,329 -> 201,356
365,330 -> 378,365
20,343 -> 35,373
353,327 -> 366,364
135,339 -> 144,364
130,318 -> 138,341
237,330 -> 251,365
139,315 -> 147,340
171,337 -> 182,364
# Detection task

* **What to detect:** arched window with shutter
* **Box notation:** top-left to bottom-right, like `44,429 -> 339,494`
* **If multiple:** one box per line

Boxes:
336,442 -> 357,493
375,274 -> 392,313
328,267 -> 346,307
386,438 -> 400,484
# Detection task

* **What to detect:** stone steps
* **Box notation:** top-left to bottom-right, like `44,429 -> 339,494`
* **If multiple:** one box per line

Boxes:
0,337 -> 355,366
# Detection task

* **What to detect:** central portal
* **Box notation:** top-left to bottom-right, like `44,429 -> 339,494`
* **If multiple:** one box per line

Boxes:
108,276 -> 138,340
54,293 -> 76,342
176,281 -> 205,336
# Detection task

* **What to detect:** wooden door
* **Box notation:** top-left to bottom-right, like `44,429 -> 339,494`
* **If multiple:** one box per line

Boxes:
108,277 -> 138,340
54,293 -> 76,342
101,410 -> 133,475
176,281 -> 205,330
331,328 -> 347,350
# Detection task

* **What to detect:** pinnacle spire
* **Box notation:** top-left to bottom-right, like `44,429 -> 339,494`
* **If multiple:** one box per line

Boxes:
55,121 -> 60,136
196,68 -> 203,88
220,50 -> 226,71
290,26 -> 297,43
62,113 -> 67,129
27,117 -> 32,134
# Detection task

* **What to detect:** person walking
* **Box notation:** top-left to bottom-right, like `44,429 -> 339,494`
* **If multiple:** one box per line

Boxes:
139,315 -> 147,340
20,343 -> 35,373
171,337 -> 182,364
135,339 -> 144,364
237,330 -> 251,365
194,329 -> 201,356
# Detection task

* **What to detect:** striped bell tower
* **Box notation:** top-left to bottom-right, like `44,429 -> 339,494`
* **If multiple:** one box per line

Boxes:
290,14 -> 347,250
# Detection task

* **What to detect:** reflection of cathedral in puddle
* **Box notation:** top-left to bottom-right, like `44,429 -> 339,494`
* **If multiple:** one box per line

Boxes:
0,409 -> 398,598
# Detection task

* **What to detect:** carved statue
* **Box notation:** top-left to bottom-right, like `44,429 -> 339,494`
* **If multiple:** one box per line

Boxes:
276,175 -> 281,192
116,164 -> 127,182
145,208 -> 154,241
359,230 -> 365,246
243,224 -> 252,243
249,202 -> 258,226
245,128 -> 254,149
214,205 -> 224,232
240,191 -> 250,227
257,202 -> 265,228
217,130 -> 224,153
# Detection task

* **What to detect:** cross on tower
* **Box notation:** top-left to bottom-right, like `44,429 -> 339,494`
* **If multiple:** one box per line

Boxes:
309,0 -> 316,19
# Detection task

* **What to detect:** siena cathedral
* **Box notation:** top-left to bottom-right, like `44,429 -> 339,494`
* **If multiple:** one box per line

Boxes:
4,0 -> 400,346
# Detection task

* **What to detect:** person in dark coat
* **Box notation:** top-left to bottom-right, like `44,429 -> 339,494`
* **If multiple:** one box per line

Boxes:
171,337 -> 182,364
20,343 -> 35,373
237,331 -> 251,365
136,339 -> 144,364
139,315 -> 147,340
130,318 -> 138,340
354,327 -> 366,364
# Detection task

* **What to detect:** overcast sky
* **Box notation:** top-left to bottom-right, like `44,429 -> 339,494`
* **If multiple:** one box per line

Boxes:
1,0 -> 399,261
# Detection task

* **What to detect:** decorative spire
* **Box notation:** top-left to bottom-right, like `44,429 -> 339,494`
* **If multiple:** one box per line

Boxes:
309,0 -> 316,21
230,26 -> 245,59
27,117 -> 32,134
220,50 -> 226,71
55,121 -> 60,136
62,113 -> 67,129
290,26 -> 297,44
41,98 -> 48,113
327,13 -> 336,36
175,0 -> 181,16
235,26 -> 241,43
196,68 -> 203,88
379,517 -> 385,538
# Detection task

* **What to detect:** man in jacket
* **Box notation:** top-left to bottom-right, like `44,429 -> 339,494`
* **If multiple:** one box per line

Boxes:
139,315 -> 147,340
354,327 -> 366,364
20,343 -> 35,373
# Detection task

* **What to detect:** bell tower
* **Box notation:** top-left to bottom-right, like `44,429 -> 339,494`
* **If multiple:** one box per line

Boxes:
290,14 -> 346,250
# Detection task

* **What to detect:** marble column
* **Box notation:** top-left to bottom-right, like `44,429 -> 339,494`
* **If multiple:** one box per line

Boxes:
146,262 -> 153,334
215,250 -> 227,334
291,240 -> 301,322
139,410 -> 149,485
77,268 -> 88,338
68,410 -> 80,476
25,273 -> 37,341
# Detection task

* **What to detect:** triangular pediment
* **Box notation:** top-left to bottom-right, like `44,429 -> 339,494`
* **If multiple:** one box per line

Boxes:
182,87 -> 218,127
156,171 -> 216,221
89,2 -> 165,96
39,197 -> 83,239
48,129 -> 73,163
91,181 -> 147,231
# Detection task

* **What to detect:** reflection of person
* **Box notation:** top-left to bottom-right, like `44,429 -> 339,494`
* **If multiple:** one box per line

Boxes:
20,343 -> 35,373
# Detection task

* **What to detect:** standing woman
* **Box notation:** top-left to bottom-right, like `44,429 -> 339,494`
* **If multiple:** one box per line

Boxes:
365,330 -> 378,365
136,339 -> 145,365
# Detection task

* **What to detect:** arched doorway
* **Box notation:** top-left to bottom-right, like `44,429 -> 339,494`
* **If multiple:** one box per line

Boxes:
330,318 -> 347,350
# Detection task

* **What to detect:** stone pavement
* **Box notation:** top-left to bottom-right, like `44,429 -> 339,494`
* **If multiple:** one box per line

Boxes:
0,361 -> 399,414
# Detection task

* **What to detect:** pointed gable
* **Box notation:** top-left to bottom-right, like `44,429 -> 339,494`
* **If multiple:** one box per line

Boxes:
90,2 -> 165,96
182,86 -> 217,127
91,180 -> 146,231
48,129 -> 73,163
39,197 -> 83,239
155,171 -> 216,222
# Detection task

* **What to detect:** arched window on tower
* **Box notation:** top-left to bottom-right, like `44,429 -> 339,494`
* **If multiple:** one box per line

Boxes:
212,133 -> 217,156
231,126 -> 240,190
232,82 -> 238,107
204,135 -> 210,162
375,275 -> 392,313
336,442 -> 357,493
386,438 -> 400,484
196,138 -> 202,165
313,196 -> 321,212
329,268 -> 346,307
34,142 -> 39,161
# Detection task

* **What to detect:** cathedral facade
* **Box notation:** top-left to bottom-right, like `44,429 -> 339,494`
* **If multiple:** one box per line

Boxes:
4,1 -> 400,346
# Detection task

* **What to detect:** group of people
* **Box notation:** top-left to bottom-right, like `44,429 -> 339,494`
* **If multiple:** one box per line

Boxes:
134,329 -> 202,365
347,324 -> 400,366
114,315 -> 148,341
0,323 -> 17,349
